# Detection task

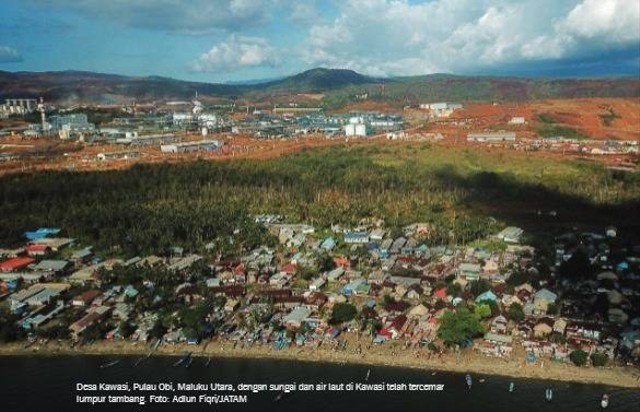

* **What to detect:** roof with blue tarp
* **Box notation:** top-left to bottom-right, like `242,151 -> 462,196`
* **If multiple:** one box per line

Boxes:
24,228 -> 61,240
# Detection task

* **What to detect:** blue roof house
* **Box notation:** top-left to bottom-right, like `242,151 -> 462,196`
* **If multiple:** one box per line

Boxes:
321,237 -> 336,251
475,290 -> 498,303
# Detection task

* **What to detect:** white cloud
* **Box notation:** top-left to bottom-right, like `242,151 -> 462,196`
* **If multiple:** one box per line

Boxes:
288,1 -> 320,24
563,0 -> 639,41
191,35 -> 281,72
0,46 -> 22,63
300,0 -> 640,76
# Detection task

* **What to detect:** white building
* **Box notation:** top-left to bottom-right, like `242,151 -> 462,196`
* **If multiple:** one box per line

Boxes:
508,117 -> 526,125
345,123 -> 367,137
419,102 -> 463,118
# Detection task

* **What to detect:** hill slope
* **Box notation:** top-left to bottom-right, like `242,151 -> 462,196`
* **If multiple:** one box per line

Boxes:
0,69 -> 638,105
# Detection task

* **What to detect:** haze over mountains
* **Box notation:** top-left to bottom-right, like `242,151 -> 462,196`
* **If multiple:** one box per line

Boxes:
0,68 -> 638,105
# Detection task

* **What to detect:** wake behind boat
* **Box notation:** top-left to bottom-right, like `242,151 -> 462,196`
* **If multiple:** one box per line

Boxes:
99,359 -> 120,369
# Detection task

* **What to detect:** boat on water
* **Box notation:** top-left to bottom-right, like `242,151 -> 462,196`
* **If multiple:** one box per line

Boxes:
273,390 -> 288,402
204,357 -> 212,367
173,352 -> 192,367
185,357 -> 193,368
545,388 -> 553,401
99,360 -> 120,369
365,369 -> 371,381
465,374 -> 472,389
601,394 -> 609,409
509,382 -> 514,392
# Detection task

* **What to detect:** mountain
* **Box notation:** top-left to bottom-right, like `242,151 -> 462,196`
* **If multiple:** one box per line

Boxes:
0,70 -> 240,103
259,68 -> 377,91
0,68 -> 638,105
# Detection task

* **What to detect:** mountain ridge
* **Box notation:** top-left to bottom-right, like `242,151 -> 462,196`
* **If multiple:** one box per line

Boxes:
0,68 -> 638,105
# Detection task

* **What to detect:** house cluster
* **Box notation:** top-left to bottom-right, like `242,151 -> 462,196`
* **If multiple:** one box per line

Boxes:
1,221 -> 638,368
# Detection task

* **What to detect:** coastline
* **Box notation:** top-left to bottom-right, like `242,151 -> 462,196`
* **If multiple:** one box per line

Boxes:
2,339 -> 639,389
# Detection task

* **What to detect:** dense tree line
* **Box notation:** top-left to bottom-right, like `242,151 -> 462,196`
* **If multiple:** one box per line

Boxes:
0,145 -> 637,256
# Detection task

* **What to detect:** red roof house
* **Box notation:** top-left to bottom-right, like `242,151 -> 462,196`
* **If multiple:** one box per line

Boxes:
434,288 -> 447,300
280,263 -> 297,275
26,244 -> 51,257
334,257 -> 350,269
0,257 -> 35,272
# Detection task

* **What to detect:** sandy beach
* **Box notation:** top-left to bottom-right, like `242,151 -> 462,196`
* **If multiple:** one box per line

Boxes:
2,337 -> 639,389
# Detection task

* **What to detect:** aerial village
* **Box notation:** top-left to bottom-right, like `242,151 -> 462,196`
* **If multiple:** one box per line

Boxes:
1,215 -> 639,371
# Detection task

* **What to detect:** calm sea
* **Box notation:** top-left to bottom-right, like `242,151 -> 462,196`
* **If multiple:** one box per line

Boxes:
0,355 -> 637,412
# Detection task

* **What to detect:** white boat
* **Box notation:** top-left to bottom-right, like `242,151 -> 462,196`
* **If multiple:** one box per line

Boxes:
365,369 -> 371,381
601,394 -> 609,409
465,374 -> 472,389
545,388 -> 553,401
509,382 -> 514,392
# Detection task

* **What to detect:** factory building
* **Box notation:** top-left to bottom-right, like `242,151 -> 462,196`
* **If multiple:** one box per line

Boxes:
160,139 -> 222,153
48,114 -> 94,133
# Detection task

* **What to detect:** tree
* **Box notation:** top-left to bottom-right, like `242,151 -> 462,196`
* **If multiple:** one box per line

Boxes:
331,303 -> 357,324
317,252 -> 336,272
437,308 -> 485,346
446,282 -> 461,298
508,303 -> 525,322
296,265 -> 318,281
477,299 -> 500,317
150,321 -> 167,340
470,280 -> 490,296
570,349 -> 588,366
590,353 -> 608,367
546,302 -> 560,315
118,321 -> 136,339
474,303 -> 492,319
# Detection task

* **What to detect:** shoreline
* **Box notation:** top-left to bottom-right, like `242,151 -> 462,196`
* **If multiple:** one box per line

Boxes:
1,340 -> 639,389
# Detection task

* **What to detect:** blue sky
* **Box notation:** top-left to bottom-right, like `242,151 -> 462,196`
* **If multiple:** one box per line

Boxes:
0,0 -> 638,82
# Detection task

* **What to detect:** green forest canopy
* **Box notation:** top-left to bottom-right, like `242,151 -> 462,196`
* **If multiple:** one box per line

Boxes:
0,144 -> 637,256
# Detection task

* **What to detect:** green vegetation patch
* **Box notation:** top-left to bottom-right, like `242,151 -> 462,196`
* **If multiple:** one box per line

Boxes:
536,124 -> 589,140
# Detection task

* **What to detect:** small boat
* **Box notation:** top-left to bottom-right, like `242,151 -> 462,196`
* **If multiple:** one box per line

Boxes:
204,357 -> 212,367
365,369 -> 371,381
100,360 -> 120,369
601,393 -> 609,409
173,352 -> 192,367
545,388 -> 553,401
465,374 -> 473,389
509,382 -> 514,392
185,357 -> 193,368
479,379 -> 485,383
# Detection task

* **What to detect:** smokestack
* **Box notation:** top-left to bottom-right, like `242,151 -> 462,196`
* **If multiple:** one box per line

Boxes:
38,97 -> 46,135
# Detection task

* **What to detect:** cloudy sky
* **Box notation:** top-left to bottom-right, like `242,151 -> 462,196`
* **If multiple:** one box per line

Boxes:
1,0 -> 638,82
